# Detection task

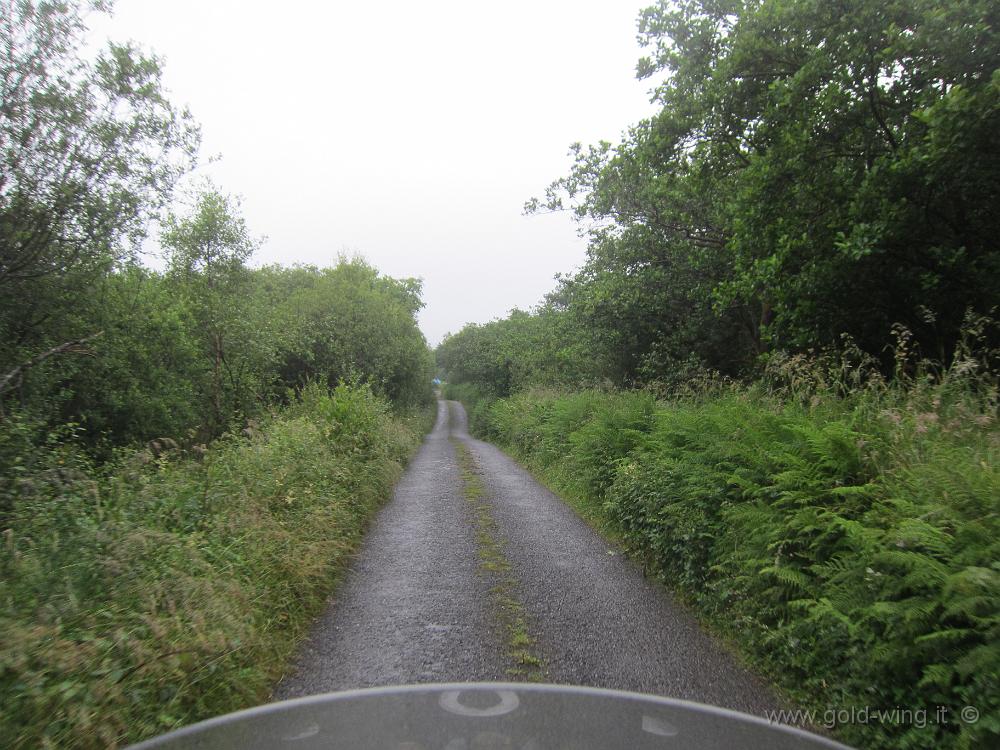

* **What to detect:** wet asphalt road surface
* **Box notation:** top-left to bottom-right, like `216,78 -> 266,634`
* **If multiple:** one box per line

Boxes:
273,400 -> 782,716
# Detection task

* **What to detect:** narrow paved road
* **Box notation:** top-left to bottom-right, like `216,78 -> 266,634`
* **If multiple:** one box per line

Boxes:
274,400 -> 782,716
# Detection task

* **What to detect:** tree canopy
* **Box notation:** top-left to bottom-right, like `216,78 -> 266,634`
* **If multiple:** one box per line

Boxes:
1,2 -> 433,457
447,0 -> 999,391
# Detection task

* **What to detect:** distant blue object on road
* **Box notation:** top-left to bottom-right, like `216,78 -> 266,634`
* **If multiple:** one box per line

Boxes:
432,378 -> 441,386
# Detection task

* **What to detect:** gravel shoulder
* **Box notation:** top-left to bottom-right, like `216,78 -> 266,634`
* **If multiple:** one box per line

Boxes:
274,399 -> 783,718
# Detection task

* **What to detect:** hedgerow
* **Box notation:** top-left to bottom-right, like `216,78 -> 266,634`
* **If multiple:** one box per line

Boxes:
0,383 -> 431,749
471,365 -> 999,749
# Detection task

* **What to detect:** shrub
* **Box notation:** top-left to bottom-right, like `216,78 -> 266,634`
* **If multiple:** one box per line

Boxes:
0,384 -> 428,749
483,368 -> 999,749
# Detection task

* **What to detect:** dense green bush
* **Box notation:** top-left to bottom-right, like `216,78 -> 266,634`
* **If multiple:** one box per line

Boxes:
490,389 -> 657,499
0,8 -> 437,746
265,261 -> 434,408
0,384 -> 432,749
470,370 -> 999,750
442,382 -> 497,437
1,3 -> 433,454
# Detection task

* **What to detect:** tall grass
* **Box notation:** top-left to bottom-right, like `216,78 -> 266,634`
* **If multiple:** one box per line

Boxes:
464,358 -> 999,750
0,383 -> 432,749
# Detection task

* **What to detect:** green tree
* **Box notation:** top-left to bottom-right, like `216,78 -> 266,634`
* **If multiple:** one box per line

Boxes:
161,189 -> 273,436
0,0 -> 199,405
436,305 -> 597,396
267,259 -> 433,407
62,266 -> 202,449
532,0 -> 1000,377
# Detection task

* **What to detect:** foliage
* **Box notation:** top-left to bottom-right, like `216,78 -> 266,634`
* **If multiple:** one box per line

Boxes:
442,381 -> 496,437
522,0 -> 1000,382
437,306 -> 597,398
161,188 -> 278,437
61,265 -> 204,448
473,361 -> 999,750
264,259 -> 434,408
0,383 -> 431,749
1,243 -> 433,456
0,0 -> 200,381
0,9 -> 436,744
1,4 -> 433,454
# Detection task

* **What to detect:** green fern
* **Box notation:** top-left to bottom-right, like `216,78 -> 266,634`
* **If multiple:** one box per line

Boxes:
484,382 -> 999,750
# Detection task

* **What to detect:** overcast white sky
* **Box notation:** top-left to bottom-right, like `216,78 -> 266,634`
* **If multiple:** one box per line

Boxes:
89,1 -> 658,345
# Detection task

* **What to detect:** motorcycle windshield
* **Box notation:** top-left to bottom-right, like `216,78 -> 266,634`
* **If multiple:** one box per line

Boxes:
127,683 -> 851,750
